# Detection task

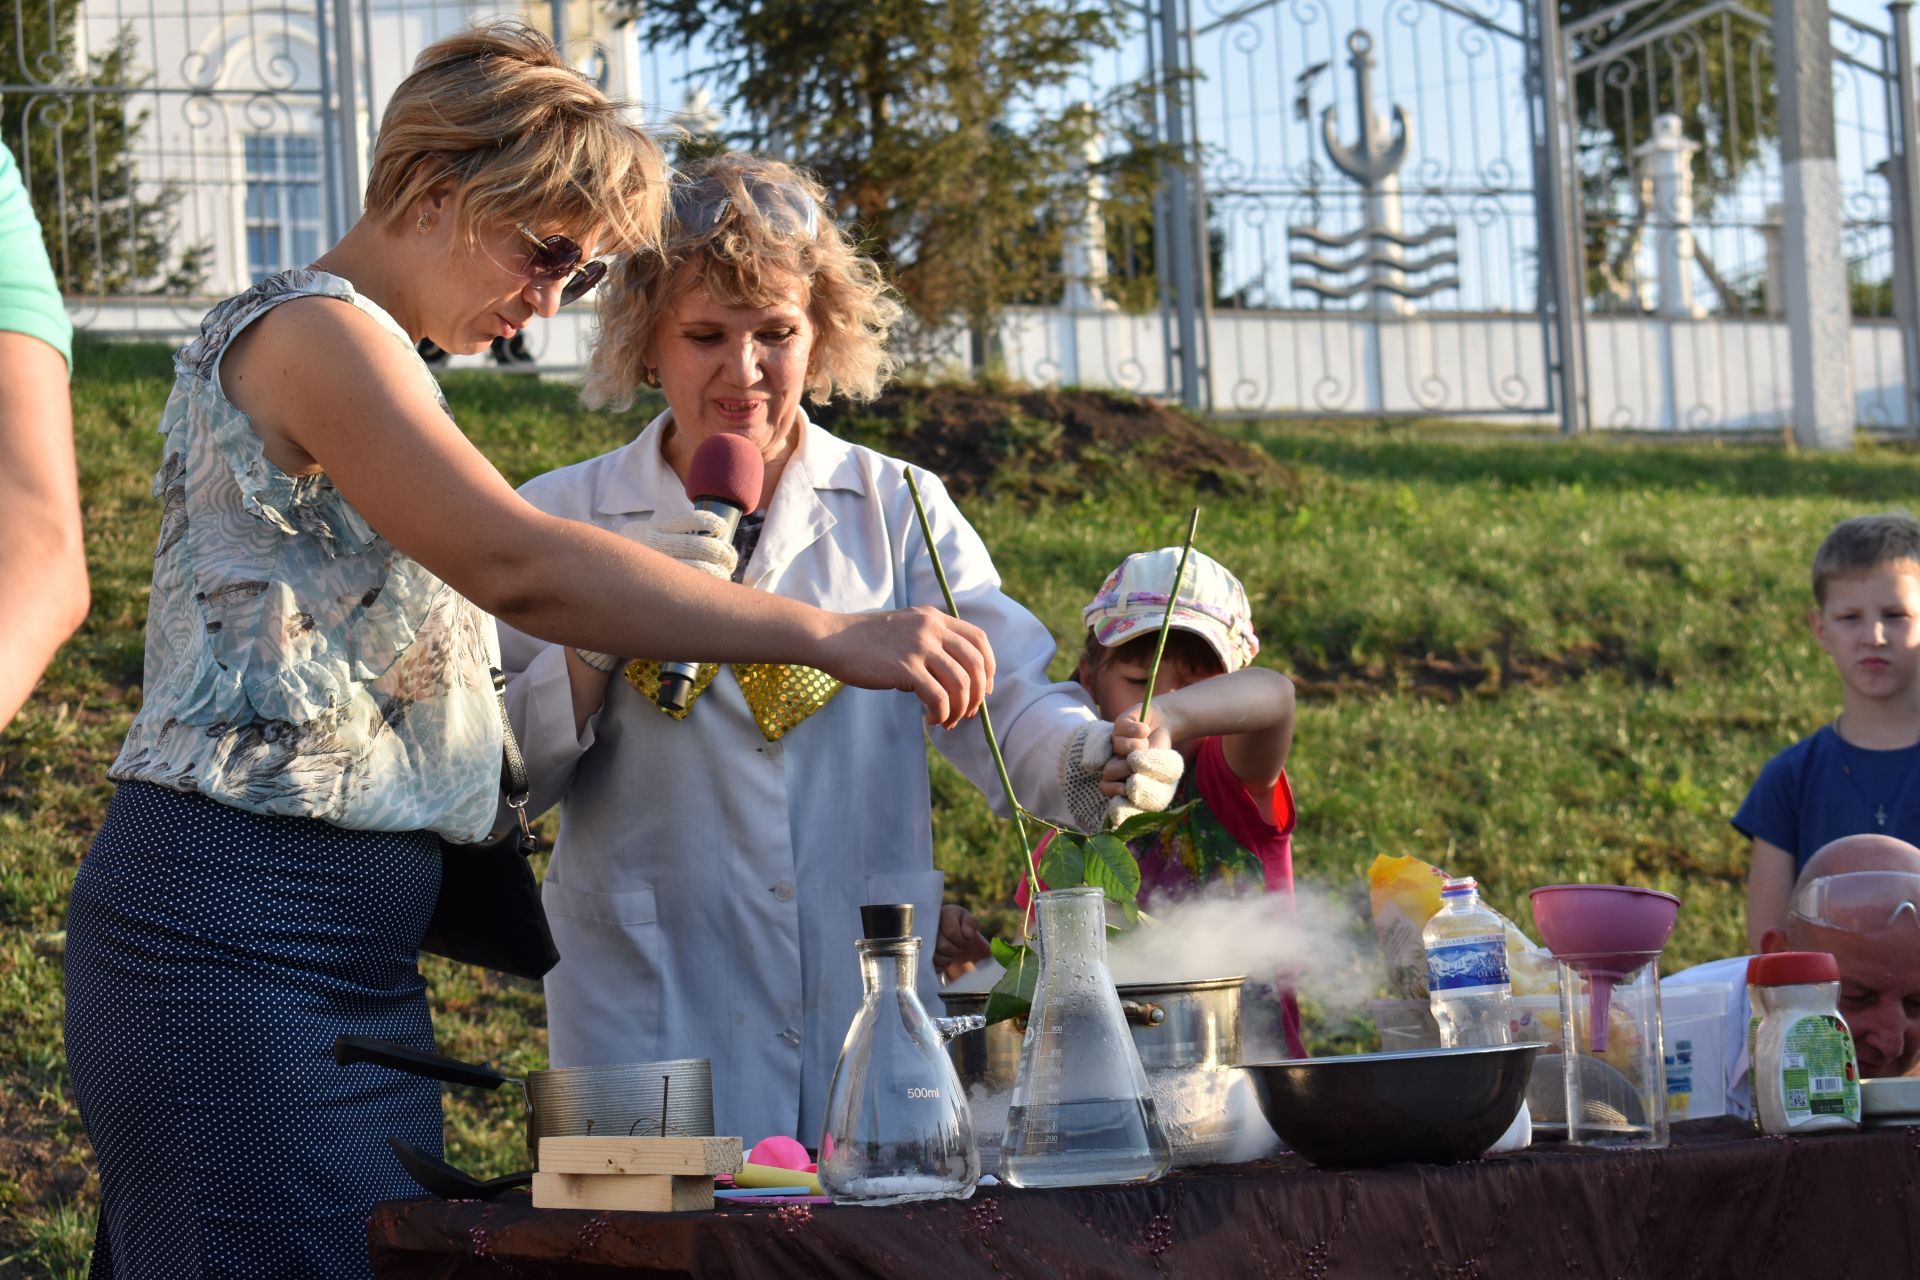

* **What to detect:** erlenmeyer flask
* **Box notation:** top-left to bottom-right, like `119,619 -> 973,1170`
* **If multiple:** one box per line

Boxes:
817,904 -> 980,1205
1001,887 -> 1172,1188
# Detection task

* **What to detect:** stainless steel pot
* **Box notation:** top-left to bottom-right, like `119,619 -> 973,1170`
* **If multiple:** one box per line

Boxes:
334,1037 -> 714,1158
941,974 -> 1275,1168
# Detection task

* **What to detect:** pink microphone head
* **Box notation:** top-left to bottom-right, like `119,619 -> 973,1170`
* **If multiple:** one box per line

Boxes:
684,433 -> 766,512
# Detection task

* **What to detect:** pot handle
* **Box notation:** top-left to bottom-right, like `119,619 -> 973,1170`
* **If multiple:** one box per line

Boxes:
1120,1000 -> 1166,1028
333,1035 -> 511,1091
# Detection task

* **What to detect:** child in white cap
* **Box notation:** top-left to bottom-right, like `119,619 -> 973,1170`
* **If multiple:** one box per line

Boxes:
1024,545 -> 1302,1055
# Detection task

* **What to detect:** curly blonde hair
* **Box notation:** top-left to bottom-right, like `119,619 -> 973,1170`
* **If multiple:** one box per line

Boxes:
365,23 -> 666,259
583,153 -> 901,410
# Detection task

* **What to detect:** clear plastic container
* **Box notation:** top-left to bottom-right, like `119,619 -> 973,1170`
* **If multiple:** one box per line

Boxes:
1555,950 -> 1667,1149
1000,888 -> 1172,1188
1747,951 -> 1860,1135
817,904 -> 980,1205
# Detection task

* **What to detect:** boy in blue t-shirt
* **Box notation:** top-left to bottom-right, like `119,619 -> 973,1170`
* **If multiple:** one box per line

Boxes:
1738,511 -> 1920,947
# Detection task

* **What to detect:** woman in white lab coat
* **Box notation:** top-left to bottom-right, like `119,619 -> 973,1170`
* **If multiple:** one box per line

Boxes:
501,154 -> 1165,1145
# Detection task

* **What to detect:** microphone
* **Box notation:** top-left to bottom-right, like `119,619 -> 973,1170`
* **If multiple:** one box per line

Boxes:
659,434 -> 766,713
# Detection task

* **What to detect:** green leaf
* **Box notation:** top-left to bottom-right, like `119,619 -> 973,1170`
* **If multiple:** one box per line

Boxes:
984,942 -> 1037,1025
1109,799 -> 1197,844
1081,833 -> 1142,905
1037,834 -> 1087,888
989,935 -> 1022,969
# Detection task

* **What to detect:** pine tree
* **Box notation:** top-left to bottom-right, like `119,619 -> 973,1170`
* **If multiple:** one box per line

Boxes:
627,0 -> 1164,344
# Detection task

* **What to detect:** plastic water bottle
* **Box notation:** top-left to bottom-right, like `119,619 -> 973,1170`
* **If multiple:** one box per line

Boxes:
1424,877 -> 1531,1153
1423,877 -> 1513,1048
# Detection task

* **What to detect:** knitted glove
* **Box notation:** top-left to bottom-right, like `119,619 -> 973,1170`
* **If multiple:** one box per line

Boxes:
1057,722 -> 1187,834
1107,745 -> 1184,827
1059,721 -> 1117,834
574,511 -> 741,672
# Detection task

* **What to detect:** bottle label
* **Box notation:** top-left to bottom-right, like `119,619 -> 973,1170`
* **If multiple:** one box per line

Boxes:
1776,1015 -> 1860,1124
1426,932 -> 1509,994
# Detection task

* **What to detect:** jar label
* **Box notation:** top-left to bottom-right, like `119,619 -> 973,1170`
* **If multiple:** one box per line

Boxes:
1777,1015 -> 1860,1124
1427,932 -> 1509,994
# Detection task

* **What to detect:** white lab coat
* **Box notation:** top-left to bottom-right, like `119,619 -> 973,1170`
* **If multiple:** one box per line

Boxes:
500,408 -> 1096,1146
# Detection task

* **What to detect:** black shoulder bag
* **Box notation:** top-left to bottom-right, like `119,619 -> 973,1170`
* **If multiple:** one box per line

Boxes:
419,668 -> 561,980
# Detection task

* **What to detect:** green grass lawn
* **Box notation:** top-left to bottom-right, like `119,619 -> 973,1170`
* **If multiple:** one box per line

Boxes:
1,338 -> 1908,1275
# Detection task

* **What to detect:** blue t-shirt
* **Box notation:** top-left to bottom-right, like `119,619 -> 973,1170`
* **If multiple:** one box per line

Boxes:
1732,724 -> 1920,871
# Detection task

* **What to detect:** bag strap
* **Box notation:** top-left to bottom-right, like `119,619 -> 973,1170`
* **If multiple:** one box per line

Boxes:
491,667 -> 536,855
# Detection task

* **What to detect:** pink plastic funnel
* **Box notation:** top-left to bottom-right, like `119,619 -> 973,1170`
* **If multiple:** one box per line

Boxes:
1528,885 -> 1679,1052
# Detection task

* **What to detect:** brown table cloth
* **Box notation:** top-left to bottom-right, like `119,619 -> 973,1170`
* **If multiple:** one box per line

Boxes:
368,1119 -> 1920,1278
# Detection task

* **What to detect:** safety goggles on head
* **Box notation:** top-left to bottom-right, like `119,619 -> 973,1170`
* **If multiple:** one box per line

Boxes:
514,224 -> 607,305
1789,870 -> 1920,934
669,174 -> 821,241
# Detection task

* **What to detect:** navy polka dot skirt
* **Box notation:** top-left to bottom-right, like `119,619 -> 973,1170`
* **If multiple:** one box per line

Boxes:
65,781 -> 445,1279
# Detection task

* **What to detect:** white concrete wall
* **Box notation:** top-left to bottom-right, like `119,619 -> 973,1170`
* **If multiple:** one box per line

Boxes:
79,295 -> 1915,431
995,307 -> 1912,430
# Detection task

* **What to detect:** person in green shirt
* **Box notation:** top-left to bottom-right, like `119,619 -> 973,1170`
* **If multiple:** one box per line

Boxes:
0,141 -> 88,730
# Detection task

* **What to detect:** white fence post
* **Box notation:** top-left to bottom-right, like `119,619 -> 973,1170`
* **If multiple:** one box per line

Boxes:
1635,115 -> 1704,320
1775,0 -> 1856,449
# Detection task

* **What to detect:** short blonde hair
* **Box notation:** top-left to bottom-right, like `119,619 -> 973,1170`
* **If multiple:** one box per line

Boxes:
1813,511 -> 1920,603
364,23 -> 666,258
583,153 -> 901,410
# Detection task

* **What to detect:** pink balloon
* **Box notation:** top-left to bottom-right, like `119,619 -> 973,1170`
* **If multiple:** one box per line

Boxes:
749,1136 -> 812,1171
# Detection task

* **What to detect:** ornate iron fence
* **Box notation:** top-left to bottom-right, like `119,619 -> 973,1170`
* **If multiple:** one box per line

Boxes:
12,0 -> 1920,435
1559,0 -> 1917,431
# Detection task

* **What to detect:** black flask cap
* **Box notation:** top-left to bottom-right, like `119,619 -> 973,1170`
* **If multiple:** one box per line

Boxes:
859,903 -> 914,940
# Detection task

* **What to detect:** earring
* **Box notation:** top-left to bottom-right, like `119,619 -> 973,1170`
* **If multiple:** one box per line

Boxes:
416,211 -> 433,234
642,368 -> 661,388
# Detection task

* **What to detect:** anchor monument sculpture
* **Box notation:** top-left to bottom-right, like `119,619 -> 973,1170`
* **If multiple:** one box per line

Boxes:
1291,31 -> 1459,314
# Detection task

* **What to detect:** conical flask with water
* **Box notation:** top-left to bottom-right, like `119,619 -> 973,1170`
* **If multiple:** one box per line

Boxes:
1000,887 -> 1172,1188
818,904 -> 981,1205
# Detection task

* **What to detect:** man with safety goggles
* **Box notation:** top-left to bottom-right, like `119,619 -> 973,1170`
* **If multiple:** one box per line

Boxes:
1667,833 -> 1920,1119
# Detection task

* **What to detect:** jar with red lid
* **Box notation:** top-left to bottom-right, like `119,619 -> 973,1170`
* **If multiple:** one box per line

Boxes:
1746,951 -> 1861,1135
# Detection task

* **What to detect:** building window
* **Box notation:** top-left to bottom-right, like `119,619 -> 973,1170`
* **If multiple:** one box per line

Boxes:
244,135 -> 322,283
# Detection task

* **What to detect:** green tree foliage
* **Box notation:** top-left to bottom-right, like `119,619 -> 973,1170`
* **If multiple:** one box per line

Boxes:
1563,0 -> 1777,312
2,0 -> 209,294
624,0 -> 1164,336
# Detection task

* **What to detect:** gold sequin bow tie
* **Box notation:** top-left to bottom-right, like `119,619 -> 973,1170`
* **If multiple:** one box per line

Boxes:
624,660 -> 844,741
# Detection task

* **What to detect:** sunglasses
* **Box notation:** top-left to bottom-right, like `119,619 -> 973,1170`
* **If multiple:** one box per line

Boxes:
669,175 -> 821,241
514,224 -> 607,305
1790,871 -> 1920,933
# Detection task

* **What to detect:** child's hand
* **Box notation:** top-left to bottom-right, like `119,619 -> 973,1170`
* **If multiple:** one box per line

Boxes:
934,904 -> 992,980
1090,702 -> 1184,823
1102,704 -> 1174,796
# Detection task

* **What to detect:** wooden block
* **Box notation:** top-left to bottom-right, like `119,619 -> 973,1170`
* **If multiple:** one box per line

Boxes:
538,1135 -> 742,1177
531,1171 -> 715,1212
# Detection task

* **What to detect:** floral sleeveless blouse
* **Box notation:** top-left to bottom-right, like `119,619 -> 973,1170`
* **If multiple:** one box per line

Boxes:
109,269 -> 503,841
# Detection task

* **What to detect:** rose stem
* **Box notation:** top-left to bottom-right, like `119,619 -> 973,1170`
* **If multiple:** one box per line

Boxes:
903,472 -> 1046,919
1138,507 -> 1201,729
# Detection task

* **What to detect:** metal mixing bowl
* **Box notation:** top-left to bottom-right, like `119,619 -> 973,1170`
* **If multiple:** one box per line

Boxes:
1244,1043 -> 1544,1167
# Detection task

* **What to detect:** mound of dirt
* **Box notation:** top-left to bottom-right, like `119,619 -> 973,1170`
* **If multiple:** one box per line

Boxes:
811,385 -> 1292,502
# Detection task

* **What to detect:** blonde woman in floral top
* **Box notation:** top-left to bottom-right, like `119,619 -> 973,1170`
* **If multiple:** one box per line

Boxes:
63,26 -> 991,1280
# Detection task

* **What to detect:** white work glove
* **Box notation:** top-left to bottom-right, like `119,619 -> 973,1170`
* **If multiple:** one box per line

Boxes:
1108,743 -> 1183,826
1057,721 -> 1186,834
573,511 -> 741,673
